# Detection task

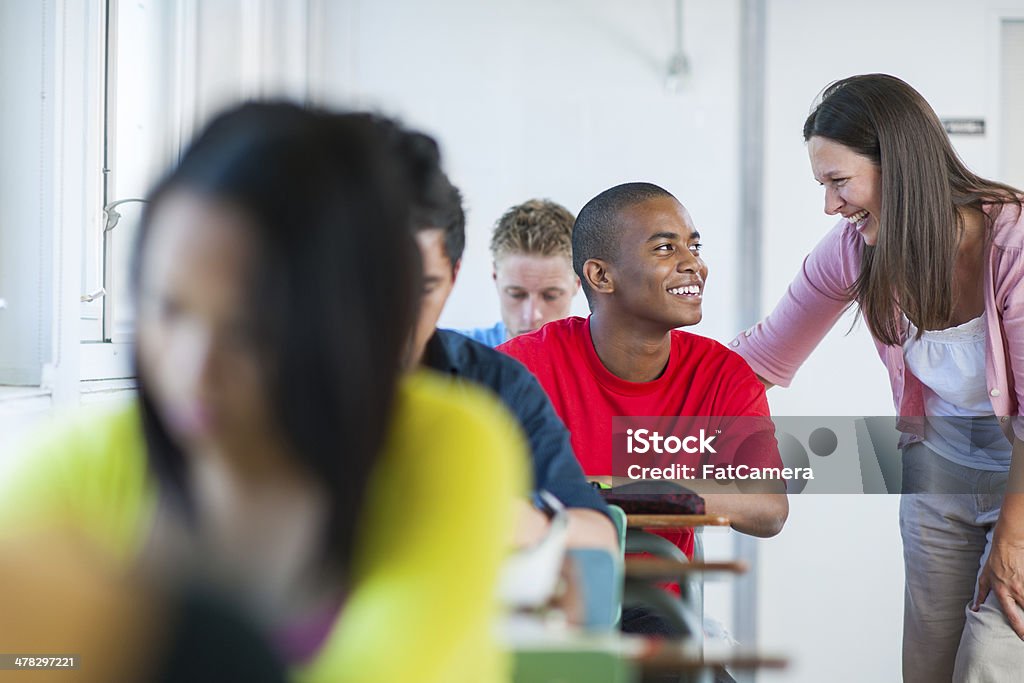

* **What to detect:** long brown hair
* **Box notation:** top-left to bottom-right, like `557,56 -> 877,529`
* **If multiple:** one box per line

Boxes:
804,74 -> 1022,345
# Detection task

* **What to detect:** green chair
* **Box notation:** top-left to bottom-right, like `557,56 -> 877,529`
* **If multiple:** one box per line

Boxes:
608,504 -> 630,628
567,504 -> 626,630
569,548 -> 621,630
607,504 -> 628,551
620,517 -> 705,645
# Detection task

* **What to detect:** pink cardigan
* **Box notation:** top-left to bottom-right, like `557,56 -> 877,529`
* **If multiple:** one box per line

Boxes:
730,203 -> 1024,444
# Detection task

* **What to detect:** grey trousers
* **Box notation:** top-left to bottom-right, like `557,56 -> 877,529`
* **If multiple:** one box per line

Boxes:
900,443 -> 1024,682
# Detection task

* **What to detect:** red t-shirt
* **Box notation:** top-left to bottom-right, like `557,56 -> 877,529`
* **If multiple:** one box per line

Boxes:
499,315 -> 780,557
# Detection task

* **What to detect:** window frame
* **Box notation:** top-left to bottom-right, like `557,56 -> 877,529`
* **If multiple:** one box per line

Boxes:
79,0 -> 200,381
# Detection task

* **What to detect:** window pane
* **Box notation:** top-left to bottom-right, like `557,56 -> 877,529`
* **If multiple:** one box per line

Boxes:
102,0 -> 176,342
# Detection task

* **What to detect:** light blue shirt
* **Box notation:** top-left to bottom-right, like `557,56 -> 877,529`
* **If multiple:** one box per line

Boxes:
452,321 -> 507,348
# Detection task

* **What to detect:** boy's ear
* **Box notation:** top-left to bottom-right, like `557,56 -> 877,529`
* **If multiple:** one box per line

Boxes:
452,257 -> 462,283
582,258 -> 614,296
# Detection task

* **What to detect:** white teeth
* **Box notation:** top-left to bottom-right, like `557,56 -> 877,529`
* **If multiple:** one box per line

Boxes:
668,285 -> 701,296
847,209 -> 869,225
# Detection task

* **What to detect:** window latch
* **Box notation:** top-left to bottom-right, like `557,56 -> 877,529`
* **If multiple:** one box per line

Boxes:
80,288 -> 107,303
103,198 -> 148,233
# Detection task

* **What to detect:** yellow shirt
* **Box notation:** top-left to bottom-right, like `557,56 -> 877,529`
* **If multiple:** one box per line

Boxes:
0,371 -> 528,683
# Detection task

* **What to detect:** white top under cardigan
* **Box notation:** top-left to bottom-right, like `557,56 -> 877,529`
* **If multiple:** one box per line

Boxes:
903,315 -> 1012,471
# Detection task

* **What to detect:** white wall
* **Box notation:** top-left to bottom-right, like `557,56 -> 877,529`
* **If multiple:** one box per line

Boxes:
1003,19 -> 1024,189
315,0 -> 746,341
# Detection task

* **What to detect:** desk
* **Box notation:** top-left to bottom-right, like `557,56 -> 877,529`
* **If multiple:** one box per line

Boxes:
625,557 -> 747,580
511,631 -> 787,683
636,638 -> 788,675
626,514 -> 730,529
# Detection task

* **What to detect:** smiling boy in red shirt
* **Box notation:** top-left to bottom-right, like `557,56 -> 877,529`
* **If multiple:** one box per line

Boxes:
499,183 -> 789,561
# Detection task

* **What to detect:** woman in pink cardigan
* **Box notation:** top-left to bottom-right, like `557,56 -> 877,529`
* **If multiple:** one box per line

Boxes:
730,74 -> 1024,682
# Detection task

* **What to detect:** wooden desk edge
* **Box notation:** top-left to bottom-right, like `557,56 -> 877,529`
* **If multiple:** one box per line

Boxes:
641,653 -> 789,672
624,557 -> 748,577
626,514 -> 731,529
639,639 -> 786,672
510,636 -> 787,672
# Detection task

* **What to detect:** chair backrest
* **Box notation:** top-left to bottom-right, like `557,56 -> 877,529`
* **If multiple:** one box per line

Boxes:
567,548 -> 620,630
607,504 -> 628,553
608,505 -> 629,627
563,504 -> 627,630
616,508 -> 707,645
